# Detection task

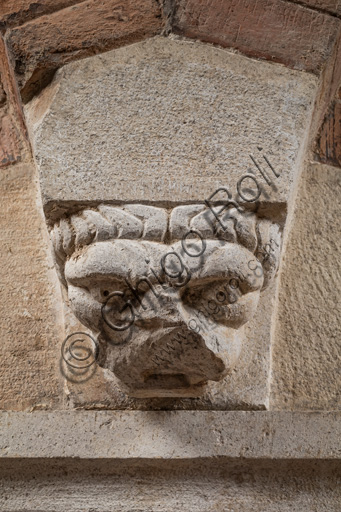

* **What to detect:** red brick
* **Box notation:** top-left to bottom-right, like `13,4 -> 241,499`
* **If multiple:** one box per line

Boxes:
297,1 -> 341,16
6,0 -> 164,102
172,0 -> 340,74
0,111 -> 22,167
0,81 -> 6,106
0,36 -> 29,168
316,100 -> 341,167
311,26 -> 341,163
0,1 -> 83,29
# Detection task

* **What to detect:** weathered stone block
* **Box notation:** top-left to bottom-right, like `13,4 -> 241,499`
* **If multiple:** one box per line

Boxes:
1,411 -> 340,459
26,37 -> 317,406
1,457 -> 340,511
0,164 -> 63,410
53,204 -> 281,397
1,411 -> 340,511
0,111 -> 22,167
270,162 -> 341,410
0,36 -> 28,168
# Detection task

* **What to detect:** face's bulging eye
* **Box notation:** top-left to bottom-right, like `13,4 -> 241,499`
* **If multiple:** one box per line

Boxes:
103,290 -> 110,297
182,278 -> 243,312
214,285 -> 239,305
213,286 -> 239,305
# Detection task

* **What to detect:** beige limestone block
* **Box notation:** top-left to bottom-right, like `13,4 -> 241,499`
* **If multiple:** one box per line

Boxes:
0,163 -> 64,410
0,411 -> 340,459
270,162 -> 341,410
1,410 -> 340,510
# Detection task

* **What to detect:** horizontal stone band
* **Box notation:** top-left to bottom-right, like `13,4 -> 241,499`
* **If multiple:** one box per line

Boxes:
0,411 -> 339,460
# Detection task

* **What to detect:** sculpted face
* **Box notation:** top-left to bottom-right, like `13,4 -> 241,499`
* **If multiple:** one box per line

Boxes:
52,204 -> 280,396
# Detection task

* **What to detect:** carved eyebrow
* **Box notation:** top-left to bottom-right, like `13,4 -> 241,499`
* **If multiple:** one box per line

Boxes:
181,271 -> 262,296
65,274 -> 127,288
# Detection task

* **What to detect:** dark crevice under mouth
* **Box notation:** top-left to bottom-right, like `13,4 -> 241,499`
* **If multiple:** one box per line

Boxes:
143,373 -> 193,389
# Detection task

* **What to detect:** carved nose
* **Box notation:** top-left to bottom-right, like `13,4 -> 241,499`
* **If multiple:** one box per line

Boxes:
130,286 -> 186,327
113,322 -> 227,398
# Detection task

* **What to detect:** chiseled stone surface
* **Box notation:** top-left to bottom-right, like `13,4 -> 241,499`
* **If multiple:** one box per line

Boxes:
0,411 -> 340,459
26,36 -> 317,218
0,35 -> 28,168
0,163 -> 64,411
54,204 -> 281,406
271,162 -> 341,410
316,99 -> 341,167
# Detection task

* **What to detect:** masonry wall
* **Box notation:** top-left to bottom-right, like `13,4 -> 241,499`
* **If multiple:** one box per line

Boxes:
0,1 -> 340,510
1,0 -> 340,413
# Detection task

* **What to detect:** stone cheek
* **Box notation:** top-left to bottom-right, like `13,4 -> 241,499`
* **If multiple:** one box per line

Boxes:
51,203 -> 281,397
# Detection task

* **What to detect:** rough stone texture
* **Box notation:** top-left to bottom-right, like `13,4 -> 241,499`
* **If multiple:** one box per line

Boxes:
5,0 -> 165,102
316,99 -> 341,167
0,1 -> 339,509
26,36 -> 317,215
0,0 -> 83,29
0,411 -> 340,458
270,162 -> 341,410
0,163 -> 64,410
1,458 -> 340,512
0,36 -> 63,410
55,206 -> 281,408
62,281 -> 279,410
172,0 -> 340,75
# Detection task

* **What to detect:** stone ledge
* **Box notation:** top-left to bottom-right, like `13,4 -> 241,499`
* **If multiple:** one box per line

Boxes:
0,411 -> 339,460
